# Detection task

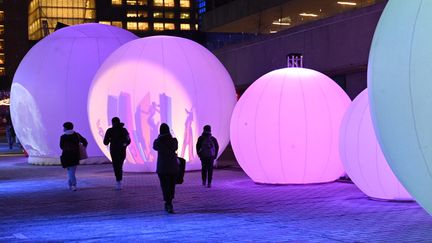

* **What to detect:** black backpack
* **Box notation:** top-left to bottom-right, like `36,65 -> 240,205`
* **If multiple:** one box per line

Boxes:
199,136 -> 216,158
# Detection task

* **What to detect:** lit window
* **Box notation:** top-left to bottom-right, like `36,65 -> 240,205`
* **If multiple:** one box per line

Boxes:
99,21 -> 111,25
165,23 -> 175,30
154,0 -> 163,6
138,22 -> 149,30
180,0 -> 190,8
0,11 -> 4,22
138,11 -> 148,18
154,12 -> 163,18
154,22 -> 164,31
164,0 -> 174,7
127,22 -> 138,30
112,0 -> 122,5
180,12 -> 190,19
165,12 -> 175,19
137,0 -> 148,5
195,24 -> 199,30
127,10 -> 138,18
0,54 -> 4,65
112,21 -> 123,28
127,0 -> 137,5
180,23 -> 190,30
0,68 -> 5,76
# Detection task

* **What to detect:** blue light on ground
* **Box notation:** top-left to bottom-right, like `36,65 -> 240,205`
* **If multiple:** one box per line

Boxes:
1,155 -> 432,241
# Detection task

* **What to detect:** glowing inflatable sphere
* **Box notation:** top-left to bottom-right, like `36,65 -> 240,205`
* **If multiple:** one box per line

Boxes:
368,0 -> 432,213
10,23 -> 138,165
340,89 -> 412,201
230,68 -> 350,184
88,36 -> 237,172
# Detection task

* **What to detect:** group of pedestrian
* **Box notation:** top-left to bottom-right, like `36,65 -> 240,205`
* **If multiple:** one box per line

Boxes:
59,117 -> 219,214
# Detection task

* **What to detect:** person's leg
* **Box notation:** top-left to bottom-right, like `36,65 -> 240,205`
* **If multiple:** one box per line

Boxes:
67,166 -> 77,190
201,160 -> 207,186
207,159 -> 214,187
166,175 -> 176,213
6,131 -> 12,149
111,152 -> 123,181
158,174 -> 170,206
66,167 -> 72,188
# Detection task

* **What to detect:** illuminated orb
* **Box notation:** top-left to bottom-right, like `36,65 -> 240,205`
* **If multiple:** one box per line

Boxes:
88,36 -> 237,172
10,23 -> 138,165
340,89 -> 412,201
368,1 -> 432,213
230,68 -> 350,184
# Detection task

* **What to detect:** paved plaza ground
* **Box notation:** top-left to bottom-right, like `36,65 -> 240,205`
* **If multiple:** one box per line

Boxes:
1,154 -> 432,242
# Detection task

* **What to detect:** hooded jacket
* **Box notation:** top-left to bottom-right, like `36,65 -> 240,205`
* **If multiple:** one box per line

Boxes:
60,130 -> 88,168
153,127 -> 179,175
103,122 -> 131,152
196,131 -> 219,160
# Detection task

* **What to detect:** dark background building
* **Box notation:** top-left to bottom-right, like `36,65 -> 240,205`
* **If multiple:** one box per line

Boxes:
202,0 -> 388,99
0,0 -> 202,91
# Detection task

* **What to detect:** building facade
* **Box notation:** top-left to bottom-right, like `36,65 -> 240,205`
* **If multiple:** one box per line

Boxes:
28,0 -> 97,40
203,0 -> 383,34
209,2 -> 387,99
96,0 -> 199,37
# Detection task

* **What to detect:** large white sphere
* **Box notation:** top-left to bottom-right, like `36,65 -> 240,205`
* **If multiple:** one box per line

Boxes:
230,68 -> 351,184
88,36 -> 237,172
368,0 -> 432,213
10,23 -> 138,165
340,89 -> 412,200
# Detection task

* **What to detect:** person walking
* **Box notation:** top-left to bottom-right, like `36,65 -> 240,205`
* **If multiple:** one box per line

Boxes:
153,123 -> 179,214
103,117 -> 131,190
196,125 -> 219,188
60,122 -> 88,191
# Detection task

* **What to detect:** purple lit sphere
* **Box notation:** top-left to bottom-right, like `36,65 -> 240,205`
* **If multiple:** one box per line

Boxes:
10,23 -> 138,165
230,68 -> 351,184
340,89 -> 412,201
88,36 -> 237,172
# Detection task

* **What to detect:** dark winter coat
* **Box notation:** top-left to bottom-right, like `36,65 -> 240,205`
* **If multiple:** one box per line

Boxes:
60,132 -> 88,168
153,134 -> 179,175
196,132 -> 219,160
103,123 -> 131,154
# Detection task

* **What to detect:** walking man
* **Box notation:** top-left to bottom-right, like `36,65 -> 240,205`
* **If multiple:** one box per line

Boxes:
104,117 -> 131,190
196,125 -> 219,188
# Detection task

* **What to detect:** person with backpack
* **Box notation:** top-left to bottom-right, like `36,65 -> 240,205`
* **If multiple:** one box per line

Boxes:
60,122 -> 88,191
104,117 -> 131,190
153,123 -> 179,213
196,125 -> 219,188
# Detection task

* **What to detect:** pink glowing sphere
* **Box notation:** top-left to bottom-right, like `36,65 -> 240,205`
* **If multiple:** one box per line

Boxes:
88,36 -> 237,172
10,23 -> 137,165
230,68 -> 351,184
340,89 -> 412,200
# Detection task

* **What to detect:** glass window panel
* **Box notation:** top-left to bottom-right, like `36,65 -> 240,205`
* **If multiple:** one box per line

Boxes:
180,23 -> 190,30
138,22 -> 149,30
165,23 -> 175,30
127,22 -> 138,30
180,0 -> 190,8
112,0 -> 122,5
154,0 -> 163,7
0,68 -> 5,76
138,11 -> 148,18
154,22 -> 164,31
137,0 -> 148,5
112,21 -> 123,27
165,12 -> 175,18
99,21 -> 111,25
180,12 -> 190,19
154,12 -> 163,18
127,0 -> 137,5
127,10 -> 138,18
164,0 -> 174,7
